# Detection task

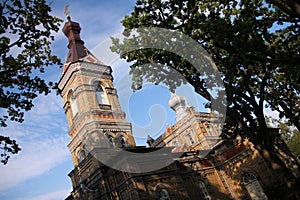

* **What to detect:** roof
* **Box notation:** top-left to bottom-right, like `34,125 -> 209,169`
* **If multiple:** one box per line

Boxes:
62,17 -> 104,73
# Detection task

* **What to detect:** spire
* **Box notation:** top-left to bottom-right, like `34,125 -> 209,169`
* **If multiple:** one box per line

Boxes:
61,13 -> 104,75
62,17 -> 90,63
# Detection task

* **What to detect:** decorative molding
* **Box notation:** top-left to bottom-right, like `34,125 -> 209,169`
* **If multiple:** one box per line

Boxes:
58,62 -> 81,91
58,61 -> 112,92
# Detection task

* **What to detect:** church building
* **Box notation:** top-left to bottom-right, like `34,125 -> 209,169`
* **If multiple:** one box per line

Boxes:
59,16 -> 300,200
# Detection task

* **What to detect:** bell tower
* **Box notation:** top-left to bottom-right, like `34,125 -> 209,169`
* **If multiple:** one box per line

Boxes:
58,16 -> 135,167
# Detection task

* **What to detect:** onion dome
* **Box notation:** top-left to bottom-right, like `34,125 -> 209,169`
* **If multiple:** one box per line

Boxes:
168,93 -> 189,122
168,93 -> 186,110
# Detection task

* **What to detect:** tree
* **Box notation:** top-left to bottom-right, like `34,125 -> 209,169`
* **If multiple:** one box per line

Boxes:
0,0 -> 62,164
286,130 -> 300,162
267,116 -> 300,162
111,0 -> 300,149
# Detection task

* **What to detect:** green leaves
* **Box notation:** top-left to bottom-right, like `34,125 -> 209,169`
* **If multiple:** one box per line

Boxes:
111,0 -> 300,147
0,0 -> 62,164
0,135 -> 21,165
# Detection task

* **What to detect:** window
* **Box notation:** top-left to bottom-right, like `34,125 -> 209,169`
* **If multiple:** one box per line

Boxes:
95,84 -> 109,105
107,135 -> 114,147
155,188 -> 170,200
243,173 -> 268,200
78,150 -> 86,163
158,189 -> 170,200
186,134 -> 195,145
199,181 -> 210,200
243,173 -> 257,184
205,123 -> 216,136
68,91 -> 78,117
120,136 -> 126,147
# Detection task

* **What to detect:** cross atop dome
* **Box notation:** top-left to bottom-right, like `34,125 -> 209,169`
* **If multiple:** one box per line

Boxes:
64,5 -> 71,21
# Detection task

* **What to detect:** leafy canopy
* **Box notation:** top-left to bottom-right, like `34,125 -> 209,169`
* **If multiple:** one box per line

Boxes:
267,116 -> 300,161
0,0 -> 62,164
111,0 -> 300,147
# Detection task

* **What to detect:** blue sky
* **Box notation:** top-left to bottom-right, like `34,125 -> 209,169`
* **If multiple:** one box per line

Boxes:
0,1 -> 208,199
0,1 -> 283,199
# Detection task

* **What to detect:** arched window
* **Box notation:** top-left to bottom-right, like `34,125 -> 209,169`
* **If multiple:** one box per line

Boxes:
120,136 -> 126,148
95,84 -> 109,105
78,150 -> 86,163
243,173 -> 257,184
199,181 -> 210,200
68,91 -> 78,117
155,187 -> 170,200
242,173 -> 268,200
107,135 -> 114,147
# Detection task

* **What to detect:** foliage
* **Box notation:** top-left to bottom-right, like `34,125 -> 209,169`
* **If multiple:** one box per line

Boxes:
267,117 -> 300,162
0,0 -> 62,164
286,130 -> 300,162
0,135 -> 19,164
279,124 -> 300,162
111,0 -> 300,148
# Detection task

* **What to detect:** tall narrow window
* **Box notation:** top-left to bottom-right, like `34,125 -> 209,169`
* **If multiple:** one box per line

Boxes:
78,150 -> 86,163
95,84 -> 109,105
120,136 -> 126,147
107,135 -> 114,147
243,174 -> 268,200
69,92 -> 78,117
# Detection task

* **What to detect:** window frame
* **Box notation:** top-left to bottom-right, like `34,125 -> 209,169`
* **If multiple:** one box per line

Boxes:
155,186 -> 170,200
119,136 -> 126,148
95,83 -> 109,105
77,149 -> 86,163
68,90 -> 78,118
107,135 -> 114,147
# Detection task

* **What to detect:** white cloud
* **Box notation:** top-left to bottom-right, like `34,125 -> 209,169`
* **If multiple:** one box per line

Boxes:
19,189 -> 71,200
2,93 -> 68,140
0,93 -> 69,191
0,134 -> 69,190
1,1 -> 139,199
26,92 -> 64,121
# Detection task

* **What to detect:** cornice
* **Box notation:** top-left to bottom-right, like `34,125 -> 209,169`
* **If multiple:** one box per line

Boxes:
58,61 -> 112,94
